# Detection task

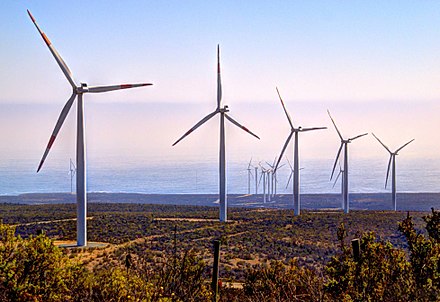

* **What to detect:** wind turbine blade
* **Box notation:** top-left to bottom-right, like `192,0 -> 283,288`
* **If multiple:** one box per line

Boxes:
272,156 -> 277,167
349,133 -> 368,141
300,127 -> 327,132
88,83 -> 152,93
217,45 -> 222,109
327,110 -> 343,140
27,10 -> 77,89
248,157 -> 253,169
396,139 -> 415,153
258,171 -> 264,186
172,111 -> 218,146
286,171 -> 293,189
224,114 -> 260,139
274,131 -> 294,171
275,87 -> 294,129
70,158 -> 76,170
372,133 -> 391,153
37,92 -> 76,172
385,155 -> 392,189
332,170 -> 342,189
285,156 -> 293,171
330,143 -> 344,180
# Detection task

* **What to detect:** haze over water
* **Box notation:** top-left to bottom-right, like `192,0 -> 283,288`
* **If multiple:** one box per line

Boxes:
1,155 -> 440,196
1,101 -> 439,195
2,2 -> 440,196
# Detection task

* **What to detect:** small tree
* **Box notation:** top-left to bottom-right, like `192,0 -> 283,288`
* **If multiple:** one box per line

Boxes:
398,211 -> 440,301
325,224 -> 414,301
0,222 -> 87,302
243,259 -> 325,301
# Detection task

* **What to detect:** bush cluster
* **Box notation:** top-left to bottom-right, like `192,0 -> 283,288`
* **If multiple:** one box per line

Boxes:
0,208 -> 438,301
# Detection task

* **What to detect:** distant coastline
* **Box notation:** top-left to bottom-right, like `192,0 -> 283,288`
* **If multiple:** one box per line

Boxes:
0,192 -> 438,212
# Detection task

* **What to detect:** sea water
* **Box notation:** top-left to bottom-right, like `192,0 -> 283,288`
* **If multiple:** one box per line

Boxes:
1,155 -> 439,195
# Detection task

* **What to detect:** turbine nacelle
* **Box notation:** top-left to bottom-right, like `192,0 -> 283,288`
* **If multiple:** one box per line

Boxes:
219,105 -> 229,113
77,83 -> 89,93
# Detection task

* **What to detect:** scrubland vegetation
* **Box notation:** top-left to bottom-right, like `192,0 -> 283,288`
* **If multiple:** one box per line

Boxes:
0,203 -> 438,301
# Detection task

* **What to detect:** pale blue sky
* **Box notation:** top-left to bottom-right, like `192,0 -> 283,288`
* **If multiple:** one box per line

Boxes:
2,1 -> 440,103
1,1 -> 440,165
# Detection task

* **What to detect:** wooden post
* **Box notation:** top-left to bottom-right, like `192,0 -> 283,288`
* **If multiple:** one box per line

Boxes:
173,225 -> 177,269
352,238 -> 361,261
212,240 -> 221,302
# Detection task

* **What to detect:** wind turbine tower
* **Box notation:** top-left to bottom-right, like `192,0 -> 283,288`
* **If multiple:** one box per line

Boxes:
259,165 -> 268,203
274,88 -> 326,216
372,133 -> 414,211
267,168 -> 272,202
254,166 -> 259,194
328,110 -> 368,214
172,46 -> 260,222
28,10 -> 152,246
332,160 -> 345,210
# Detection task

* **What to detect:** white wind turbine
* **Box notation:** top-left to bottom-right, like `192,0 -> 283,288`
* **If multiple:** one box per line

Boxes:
372,133 -> 414,211
69,158 -> 76,194
172,45 -> 260,222
258,164 -> 268,203
274,88 -> 326,216
28,10 -> 152,246
264,164 -> 273,199
254,166 -> 259,194
266,157 -> 283,197
328,110 -> 368,214
266,167 -> 272,202
246,158 -> 253,195
285,157 -> 304,190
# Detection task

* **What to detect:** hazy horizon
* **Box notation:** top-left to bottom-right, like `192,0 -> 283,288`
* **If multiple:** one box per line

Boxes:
1,1 -> 440,194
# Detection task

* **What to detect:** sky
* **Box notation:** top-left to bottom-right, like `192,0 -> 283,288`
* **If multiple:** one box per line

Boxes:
1,1 -> 440,170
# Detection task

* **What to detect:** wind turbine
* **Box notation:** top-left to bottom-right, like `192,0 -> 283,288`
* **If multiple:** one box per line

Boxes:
69,158 -> 76,194
254,166 -> 259,194
274,88 -> 326,216
266,167 -> 272,202
266,157 -> 283,197
246,158 -> 253,194
258,165 -> 268,203
328,110 -> 368,214
263,164 -> 272,199
285,157 -> 304,190
372,133 -> 414,211
28,10 -> 152,246
332,159 -> 344,210
172,46 -> 259,222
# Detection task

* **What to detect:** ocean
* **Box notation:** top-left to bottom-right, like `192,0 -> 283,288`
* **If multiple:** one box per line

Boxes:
1,154 -> 440,196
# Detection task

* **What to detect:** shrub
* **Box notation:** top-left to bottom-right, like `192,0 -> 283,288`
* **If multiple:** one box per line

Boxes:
243,260 -> 325,301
